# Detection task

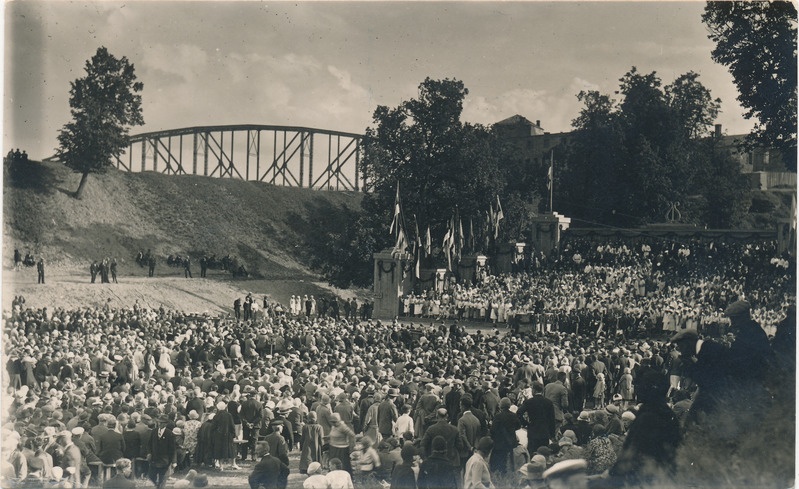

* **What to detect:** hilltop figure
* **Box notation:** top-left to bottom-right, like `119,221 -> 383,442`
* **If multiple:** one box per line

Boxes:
184,257 -> 192,278
110,258 -> 118,283
36,258 -> 45,284
13,249 -> 21,271
148,255 -> 156,277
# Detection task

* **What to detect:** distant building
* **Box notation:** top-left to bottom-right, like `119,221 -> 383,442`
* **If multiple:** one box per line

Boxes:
493,115 -> 796,191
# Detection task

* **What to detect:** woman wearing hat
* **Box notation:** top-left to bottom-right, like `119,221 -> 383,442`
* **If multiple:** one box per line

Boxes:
211,401 -> 238,471
300,412 -> 324,475
183,411 -> 202,466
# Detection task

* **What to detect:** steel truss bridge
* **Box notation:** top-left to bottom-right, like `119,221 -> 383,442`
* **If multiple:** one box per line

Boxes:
113,124 -> 365,191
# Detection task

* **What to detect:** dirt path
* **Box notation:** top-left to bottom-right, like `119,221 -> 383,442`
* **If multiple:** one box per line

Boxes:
2,268 -> 368,315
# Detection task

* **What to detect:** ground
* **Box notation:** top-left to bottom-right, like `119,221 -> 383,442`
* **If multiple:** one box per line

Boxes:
2,265 -> 366,315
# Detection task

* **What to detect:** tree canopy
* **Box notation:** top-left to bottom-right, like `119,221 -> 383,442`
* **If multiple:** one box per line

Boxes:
315,78 -> 529,287
56,46 -> 144,198
555,68 -> 749,228
702,1 -> 797,171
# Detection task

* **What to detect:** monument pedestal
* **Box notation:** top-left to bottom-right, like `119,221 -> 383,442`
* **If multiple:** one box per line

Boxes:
530,212 -> 571,257
372,249 -> 413,319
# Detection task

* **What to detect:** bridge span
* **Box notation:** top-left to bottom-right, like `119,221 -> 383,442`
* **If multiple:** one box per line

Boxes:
114,124 -> 364,191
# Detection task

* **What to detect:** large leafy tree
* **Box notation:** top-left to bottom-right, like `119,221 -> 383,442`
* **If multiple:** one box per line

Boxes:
316,78 -> 523,287
56,47 -> 144,199
558,68 -> 748,227
702,1 -> 797,171
361,78 -> 512,250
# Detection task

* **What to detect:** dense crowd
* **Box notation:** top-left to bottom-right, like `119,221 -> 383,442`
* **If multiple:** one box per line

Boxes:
2,236 -> 795,489
402,238 -> 794,338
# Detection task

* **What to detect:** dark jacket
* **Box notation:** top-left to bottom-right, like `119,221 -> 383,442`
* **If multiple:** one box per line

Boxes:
420,420 -> 461,467
490,408 -> 521,452
390,462 -> 417,489
517,394 -> 556,441
248,454 -> 289,489
103,473 -> 137,489
97,429 -> 126,464
417,454 -> 460,489
610,402 -> 681,485
148,428 -> 176,468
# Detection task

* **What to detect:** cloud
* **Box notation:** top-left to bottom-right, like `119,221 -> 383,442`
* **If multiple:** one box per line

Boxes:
463,77 -> 602,133
142,44 -> 208,82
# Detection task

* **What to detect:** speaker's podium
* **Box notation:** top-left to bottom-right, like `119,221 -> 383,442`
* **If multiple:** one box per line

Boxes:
372,249 -> 414,319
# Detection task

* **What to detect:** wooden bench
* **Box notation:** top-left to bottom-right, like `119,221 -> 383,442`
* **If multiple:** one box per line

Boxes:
88,461 -> 115,486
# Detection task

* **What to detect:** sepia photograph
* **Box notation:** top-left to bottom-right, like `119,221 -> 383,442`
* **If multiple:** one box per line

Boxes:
2,1 -> 796,488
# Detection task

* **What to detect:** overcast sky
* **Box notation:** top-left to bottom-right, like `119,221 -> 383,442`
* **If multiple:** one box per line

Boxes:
5,1 -> 753,160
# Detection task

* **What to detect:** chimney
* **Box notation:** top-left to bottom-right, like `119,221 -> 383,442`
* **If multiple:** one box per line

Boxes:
715,124 -> 722,138
536,120 -> 541,127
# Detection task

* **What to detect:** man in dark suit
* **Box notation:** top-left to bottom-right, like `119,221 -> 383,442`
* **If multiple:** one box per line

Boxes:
517,381 -> 556,454
264,420 -> 290,468
147,415 -> 176,489
457,396 -> 482,469
248,442 -> 289,489
544,371 -> 570,428
420,408 -> 462,472
489,397 -> 521,475
240,388 -> 264,461
97,418 -> 126,464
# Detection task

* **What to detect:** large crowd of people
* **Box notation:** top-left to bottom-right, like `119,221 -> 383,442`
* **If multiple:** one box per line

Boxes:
402,238 -> 794,338
1,235 -> 795,489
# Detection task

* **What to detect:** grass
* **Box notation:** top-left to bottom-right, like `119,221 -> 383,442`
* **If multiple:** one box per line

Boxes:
3,159 -> 364,281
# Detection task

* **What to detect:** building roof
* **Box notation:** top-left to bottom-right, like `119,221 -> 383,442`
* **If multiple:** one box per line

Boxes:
494,114 -> 537,127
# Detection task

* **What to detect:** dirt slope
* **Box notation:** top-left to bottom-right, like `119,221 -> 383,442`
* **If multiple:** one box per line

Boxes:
2,159 -> 370,312
3,160 -> 363,280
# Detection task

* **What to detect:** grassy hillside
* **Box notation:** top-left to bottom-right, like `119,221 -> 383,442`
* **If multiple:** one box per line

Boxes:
3,159 -> 363,281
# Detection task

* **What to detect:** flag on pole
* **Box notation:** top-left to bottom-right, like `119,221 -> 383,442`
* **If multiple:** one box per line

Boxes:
389,182 -> 401,236
393,225 -> 409,258
389,181 -> 409,256
494,195 -> 504,239
469,218 -> 475,252
414,216 -> 422,278
484,209 -> 492,249
547,163 -> 553,191
424,226 -> 432,255
456,212 -> 464,262
442,219 -> 453,270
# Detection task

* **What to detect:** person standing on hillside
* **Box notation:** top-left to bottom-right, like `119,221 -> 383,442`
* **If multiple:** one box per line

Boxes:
184,257 -> 192,278
90,260 -> 99,283
101,257 -> 110,283
148,255 -> 156,277
14,249 -> 21,271
234,298 -> 242,321
37,257 -> 45,284
110,258 -> 118,283
200,256 -> 208,278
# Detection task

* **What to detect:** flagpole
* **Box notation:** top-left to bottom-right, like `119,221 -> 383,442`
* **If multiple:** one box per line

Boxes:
548,149 -> 554,213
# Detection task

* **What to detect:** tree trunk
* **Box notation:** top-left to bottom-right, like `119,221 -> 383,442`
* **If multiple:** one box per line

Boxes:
74,170 -> 90,199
